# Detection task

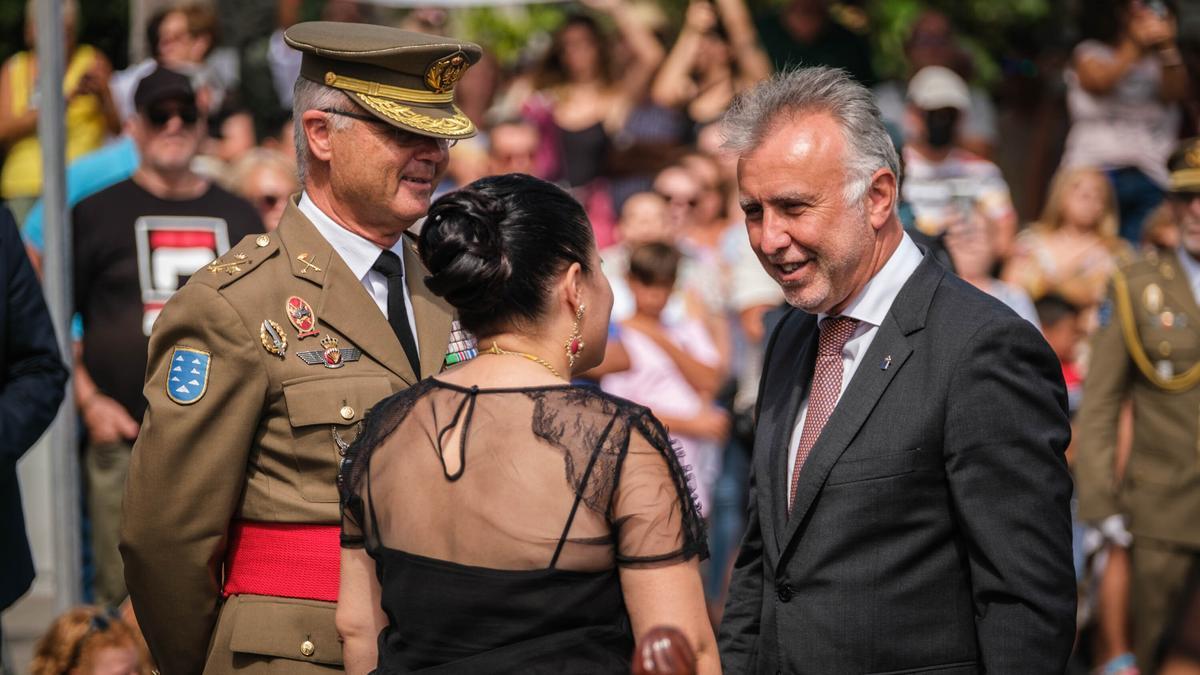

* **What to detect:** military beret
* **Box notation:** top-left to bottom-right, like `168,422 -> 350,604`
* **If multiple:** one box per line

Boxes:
284,21 -> 483,140
1168,136 -> 1200,193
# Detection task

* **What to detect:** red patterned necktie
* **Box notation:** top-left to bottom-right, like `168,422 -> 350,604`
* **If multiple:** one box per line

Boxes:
789,316 -> 860,512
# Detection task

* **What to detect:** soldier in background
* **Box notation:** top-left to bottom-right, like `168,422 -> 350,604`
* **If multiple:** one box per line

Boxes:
1076,137 -> 1200,673
120,23 -> 481,674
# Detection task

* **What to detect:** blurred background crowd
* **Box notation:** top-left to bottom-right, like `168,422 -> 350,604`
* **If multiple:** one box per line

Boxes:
1,0 -> 1199,673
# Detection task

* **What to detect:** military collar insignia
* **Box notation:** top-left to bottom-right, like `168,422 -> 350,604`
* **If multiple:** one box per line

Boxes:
167,347 -> 211,405
298,335 -> 362,369
286,296 -> 320,339
260,319 -> 288,358
297,253 -> 322,274
208,253 -> 248,276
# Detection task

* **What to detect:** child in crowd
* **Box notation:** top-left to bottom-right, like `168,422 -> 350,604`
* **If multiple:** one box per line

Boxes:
1036,293 -> 1087,416
601,242 -> 727,513
30,605 -> 149,675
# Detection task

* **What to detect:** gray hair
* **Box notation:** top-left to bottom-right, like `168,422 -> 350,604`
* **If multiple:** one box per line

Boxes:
292,78 -> 354,185
722,66 -> 901,206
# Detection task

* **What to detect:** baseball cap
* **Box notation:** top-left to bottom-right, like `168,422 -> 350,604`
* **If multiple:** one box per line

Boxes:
907,66 -> 970,111
133,66 -> 196,111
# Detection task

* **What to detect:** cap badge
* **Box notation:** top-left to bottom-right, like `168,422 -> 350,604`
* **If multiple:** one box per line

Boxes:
286,296 -> 320,339
425,51 -> 469,94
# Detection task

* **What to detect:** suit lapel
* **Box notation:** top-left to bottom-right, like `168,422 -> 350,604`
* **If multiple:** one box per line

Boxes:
760,314 -> 817,554
400,236 -> 453,378
777,253 -> 945,557
277,200 -> 417,385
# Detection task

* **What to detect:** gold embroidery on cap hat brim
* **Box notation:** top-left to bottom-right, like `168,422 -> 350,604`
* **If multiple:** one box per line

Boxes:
356,94 -> 475,136
324,71 -> 454,104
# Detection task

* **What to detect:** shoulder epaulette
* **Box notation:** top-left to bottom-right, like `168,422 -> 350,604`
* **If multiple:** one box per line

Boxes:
191,232 -> 279,290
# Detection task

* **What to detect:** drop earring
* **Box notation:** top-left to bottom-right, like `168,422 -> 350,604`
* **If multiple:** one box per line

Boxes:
565,303 -> 586,369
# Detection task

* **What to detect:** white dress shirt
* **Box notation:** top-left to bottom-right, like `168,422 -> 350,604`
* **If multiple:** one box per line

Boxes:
298,192 -> 419,349
1179,246 -> 1200,303
786,234 -> 924,482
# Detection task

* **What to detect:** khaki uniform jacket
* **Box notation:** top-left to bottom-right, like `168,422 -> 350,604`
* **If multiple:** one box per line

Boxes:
120,200 -> 454,674
1075,247 -> 1200,548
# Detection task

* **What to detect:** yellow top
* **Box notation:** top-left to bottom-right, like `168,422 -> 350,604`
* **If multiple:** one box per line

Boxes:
0,45 -> 110,199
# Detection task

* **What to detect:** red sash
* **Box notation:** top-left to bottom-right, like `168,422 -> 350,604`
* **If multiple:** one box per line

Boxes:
222,521 -> 341,602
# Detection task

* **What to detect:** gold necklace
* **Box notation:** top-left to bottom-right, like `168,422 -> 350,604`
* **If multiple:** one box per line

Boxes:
485,342 -> 565,380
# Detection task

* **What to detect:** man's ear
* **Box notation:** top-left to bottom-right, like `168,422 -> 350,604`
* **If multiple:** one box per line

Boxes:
866,168 -> 898,231
300,109 -> 334,163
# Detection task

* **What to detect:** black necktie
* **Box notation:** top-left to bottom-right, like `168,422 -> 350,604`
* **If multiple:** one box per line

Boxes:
371,250 -> 421,377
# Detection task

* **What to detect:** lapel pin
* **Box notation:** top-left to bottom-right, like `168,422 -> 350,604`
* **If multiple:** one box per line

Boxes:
260,319 -> 288,358
880,355 -> 892,371
286,296 -> 320,339
297,253 -> 322,274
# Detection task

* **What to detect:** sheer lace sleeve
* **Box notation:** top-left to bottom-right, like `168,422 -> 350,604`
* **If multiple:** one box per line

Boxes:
610,410 -> 708,568
339,379 -> 433,549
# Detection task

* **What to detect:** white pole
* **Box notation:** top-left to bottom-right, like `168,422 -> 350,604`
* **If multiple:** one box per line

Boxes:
37,0 -> 82,612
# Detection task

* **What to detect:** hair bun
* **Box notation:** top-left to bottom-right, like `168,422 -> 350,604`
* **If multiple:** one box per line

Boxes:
419,189 -> 512,315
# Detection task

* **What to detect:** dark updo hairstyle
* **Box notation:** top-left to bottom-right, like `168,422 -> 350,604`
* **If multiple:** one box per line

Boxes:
419,173 -> 595,337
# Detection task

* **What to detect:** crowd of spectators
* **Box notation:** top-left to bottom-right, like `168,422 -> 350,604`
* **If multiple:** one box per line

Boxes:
1,0 -> 1197,673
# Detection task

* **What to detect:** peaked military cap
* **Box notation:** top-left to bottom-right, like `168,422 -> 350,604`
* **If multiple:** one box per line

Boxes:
1168,136 -> 1200,193
285,21 -> 482,139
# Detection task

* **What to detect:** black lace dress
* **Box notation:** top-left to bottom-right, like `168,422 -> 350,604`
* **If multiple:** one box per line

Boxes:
339,379 -> 707,674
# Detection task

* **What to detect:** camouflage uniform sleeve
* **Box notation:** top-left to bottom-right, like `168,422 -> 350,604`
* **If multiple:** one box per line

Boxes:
120,281 -> 269,675
1074,286 -> 1134,522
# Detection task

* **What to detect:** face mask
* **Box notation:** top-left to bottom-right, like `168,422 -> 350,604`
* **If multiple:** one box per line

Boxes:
924,110 -> 958,149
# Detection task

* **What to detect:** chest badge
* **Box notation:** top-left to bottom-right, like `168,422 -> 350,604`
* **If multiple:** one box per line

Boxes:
286,296 -> 320,339
260,319 -> 288,358
1143,284 -> 1163,314
167,346 -> 211,405
298,335 -> 362,369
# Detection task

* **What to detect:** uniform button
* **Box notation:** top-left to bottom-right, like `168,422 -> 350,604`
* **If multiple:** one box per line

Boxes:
300,639 -> 315,657
1159,341 -> 1172,357
777,584 -> 794,603
340,405 -> 355,420
256,234 -> 270,247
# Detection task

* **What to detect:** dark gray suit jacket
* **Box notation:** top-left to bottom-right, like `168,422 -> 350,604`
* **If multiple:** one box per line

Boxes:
719,254 -> 1076,674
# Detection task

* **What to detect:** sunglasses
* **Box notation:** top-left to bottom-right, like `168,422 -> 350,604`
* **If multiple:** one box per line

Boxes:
253,193 -> 286,211
146,103 -> 199,128
320,108 -> 457,149
1170,191 -> 1200,203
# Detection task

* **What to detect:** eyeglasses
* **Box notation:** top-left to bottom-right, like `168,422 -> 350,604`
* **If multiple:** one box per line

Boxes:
146,103 -> 199,128
63,609 -> 120,674
319,108 -> 457,149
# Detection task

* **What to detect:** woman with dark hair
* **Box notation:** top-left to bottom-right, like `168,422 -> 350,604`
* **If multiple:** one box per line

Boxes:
335,173 -> 718,674
1060,0 -> 1189,243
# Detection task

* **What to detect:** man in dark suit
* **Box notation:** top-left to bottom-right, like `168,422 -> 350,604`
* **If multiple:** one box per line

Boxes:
718,67 -> 1076,674
0,204 -> 68,638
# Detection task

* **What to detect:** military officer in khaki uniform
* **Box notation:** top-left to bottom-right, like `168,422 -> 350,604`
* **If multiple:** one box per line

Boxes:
120,23 -> 482,674
1076,137 -> 1200,672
